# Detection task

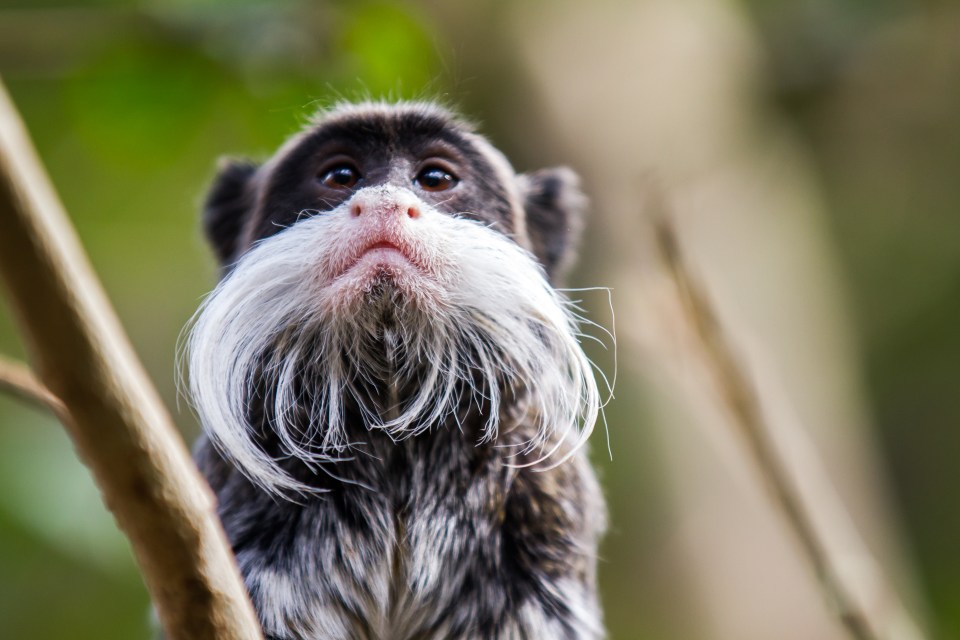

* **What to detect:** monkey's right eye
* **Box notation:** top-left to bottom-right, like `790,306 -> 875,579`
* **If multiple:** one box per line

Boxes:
319,165 -> 360,190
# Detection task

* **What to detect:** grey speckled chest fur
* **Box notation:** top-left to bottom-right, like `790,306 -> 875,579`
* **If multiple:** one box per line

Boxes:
196,409 -> 605,640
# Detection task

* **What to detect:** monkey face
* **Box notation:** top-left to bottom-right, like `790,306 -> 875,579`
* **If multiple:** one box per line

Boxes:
204,103 -> 585,284
186,103 -> 600,494
247,105 -> 521,245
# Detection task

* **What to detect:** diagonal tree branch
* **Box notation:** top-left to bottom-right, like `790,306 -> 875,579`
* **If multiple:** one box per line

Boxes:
0,78 -> 262,640
654,215 -> 924,640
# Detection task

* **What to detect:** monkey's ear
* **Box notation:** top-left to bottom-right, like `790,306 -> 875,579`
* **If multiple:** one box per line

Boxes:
517,167 -> 587,283
203,158 -> 260,267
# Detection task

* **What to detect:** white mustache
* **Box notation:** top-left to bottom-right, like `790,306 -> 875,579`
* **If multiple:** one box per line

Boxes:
183,190 -> 603,496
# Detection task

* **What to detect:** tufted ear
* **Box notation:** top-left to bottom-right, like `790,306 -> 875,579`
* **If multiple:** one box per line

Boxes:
517,167 -> 587,284
202,158 -> 259,269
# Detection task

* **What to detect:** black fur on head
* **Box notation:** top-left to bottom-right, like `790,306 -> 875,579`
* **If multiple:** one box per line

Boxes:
202,102 -> 586,282
202,158 -> 259,267
517,167 -> 587,283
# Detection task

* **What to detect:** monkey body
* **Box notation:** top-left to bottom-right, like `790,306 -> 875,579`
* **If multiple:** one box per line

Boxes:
187,103 -> 607,640
196,413 -> 603,639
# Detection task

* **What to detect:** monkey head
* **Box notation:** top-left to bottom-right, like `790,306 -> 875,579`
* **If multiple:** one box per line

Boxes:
186,102 -> 600,494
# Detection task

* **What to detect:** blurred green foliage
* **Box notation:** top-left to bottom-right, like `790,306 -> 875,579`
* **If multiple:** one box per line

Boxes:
0,1 -> 958,639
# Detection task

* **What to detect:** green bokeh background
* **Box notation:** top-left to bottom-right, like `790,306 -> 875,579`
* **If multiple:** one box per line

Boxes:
1,1 -> 959,638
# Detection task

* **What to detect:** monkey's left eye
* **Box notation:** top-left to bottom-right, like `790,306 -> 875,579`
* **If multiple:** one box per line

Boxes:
415,166 -> 458,192
320,165 -> 360,190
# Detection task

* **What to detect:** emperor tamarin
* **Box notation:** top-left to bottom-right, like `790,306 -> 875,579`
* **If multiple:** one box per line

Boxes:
185,101 -> 607,640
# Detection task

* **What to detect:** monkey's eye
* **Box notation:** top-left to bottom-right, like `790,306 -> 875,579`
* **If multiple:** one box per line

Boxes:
319,164 -> 360,189
415,166 -> 458,192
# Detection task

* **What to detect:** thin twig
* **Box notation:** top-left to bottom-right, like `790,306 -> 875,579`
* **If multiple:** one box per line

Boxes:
0,354 -> 66,417
0,78 -> 262,639
653,216 -> 924,640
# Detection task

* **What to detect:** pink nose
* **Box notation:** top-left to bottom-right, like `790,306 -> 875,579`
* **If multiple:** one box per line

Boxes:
350,189 -> 421,220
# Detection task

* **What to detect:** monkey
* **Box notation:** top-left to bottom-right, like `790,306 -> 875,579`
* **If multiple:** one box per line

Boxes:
184,101 -> 608,640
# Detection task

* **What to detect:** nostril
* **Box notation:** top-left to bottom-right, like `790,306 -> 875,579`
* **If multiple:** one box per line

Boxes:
351,204 -> 362,217
406,205 -> 420,219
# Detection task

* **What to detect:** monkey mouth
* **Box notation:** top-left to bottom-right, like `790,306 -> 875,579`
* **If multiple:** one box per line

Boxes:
363,240 -> 405,256
323,230 -> 447,311
336,236 -> 424,282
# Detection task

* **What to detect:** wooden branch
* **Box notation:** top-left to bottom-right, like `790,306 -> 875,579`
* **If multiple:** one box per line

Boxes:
0,79 -> 262,639
0,354 -> 67,417
654,217 -> 924,640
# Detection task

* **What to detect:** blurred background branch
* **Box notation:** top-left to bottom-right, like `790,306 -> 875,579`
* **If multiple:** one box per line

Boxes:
655,215 -> 923,640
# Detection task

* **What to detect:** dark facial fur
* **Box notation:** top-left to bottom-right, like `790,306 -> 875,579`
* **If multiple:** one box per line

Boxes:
187,102 -> 606,640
